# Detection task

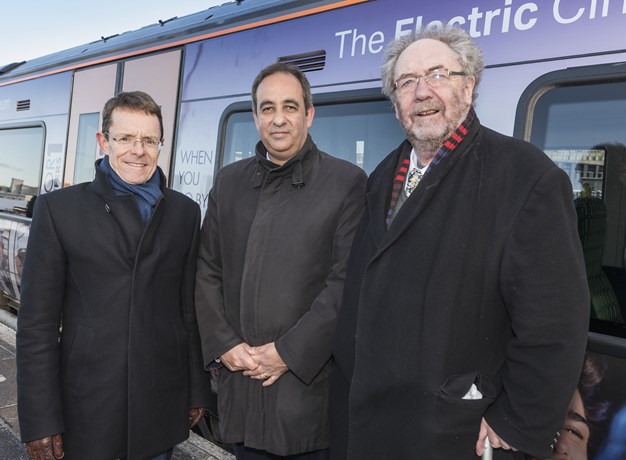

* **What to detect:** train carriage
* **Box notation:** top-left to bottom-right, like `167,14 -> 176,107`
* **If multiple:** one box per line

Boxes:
2,0 -> 626,455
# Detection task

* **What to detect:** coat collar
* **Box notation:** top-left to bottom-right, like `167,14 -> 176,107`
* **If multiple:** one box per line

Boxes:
368,111 -> 482,253
92,158 -> 168,197
91,159 -> 167,240
366,141 -> 411,246
251,135 -> 315,189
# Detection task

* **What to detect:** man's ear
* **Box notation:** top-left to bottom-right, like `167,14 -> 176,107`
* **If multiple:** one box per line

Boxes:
306,106 -> 315,129
96,131 -> 109,154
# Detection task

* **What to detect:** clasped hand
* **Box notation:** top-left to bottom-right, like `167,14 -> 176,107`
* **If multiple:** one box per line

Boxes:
221,342 -> 288,387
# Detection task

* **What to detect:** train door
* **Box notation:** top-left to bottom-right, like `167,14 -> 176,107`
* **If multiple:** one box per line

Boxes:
64,50 -> 181,187
64,64 -> 117,187
122,50 -> 182,180
516,64 -> 626,457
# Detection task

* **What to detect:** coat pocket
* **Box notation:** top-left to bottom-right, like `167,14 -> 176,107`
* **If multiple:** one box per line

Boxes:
153,320 -> 187,390
432,372 -> 497,446
61,324 -> 94,393
438,371 -> 497,400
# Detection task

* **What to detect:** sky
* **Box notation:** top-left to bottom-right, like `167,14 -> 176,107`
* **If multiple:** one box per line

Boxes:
1,1 -> 227,65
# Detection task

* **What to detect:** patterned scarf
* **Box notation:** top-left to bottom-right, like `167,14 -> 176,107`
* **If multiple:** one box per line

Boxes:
385,108 -> 476,227
385,154 -> 411,227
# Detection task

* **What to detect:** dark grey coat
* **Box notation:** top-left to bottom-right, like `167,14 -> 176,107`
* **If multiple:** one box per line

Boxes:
331,117 -> 590,460
17,164 -> 211,460
195,136 -> 366,456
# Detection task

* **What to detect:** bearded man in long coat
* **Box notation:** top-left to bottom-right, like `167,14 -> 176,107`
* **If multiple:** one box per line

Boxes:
330,27 -> 589,460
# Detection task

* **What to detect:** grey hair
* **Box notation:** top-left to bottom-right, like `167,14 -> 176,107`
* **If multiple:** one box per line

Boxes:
381,25 -> 484,104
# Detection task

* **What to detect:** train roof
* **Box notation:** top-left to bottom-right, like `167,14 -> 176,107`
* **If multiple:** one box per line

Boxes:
0,0 -> 343,83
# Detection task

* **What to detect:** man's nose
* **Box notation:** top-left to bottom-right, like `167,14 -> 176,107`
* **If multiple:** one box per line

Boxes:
272,110 -> 287,125
131,140 -> 147,154
413,78 -> 433,99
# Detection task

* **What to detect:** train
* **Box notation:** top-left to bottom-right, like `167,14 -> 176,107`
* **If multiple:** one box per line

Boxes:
2,0 -> 626,455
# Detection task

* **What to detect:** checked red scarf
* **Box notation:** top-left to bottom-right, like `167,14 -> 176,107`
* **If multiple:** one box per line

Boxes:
385,108 -> 476,227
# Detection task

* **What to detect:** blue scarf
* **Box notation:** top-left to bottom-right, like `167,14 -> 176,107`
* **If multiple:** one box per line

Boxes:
99,156 -> 163,224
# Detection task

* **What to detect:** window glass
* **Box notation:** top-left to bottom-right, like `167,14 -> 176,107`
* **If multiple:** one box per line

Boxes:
530,81 -> 626,331
222,100 -> 404,174
222,111 -> 257,166
74,113 -> 100,184
0,126 -> 44,214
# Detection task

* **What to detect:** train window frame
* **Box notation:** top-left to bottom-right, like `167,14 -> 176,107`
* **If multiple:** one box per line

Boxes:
73,112 -> 100,184
215,88 -> 402,177
0,122 -> 46,216
514,63 -> 626,341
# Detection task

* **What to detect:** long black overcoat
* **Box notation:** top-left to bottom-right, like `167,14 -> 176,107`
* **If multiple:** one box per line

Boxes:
17,165 -> 211,460
330,119 -> 590,459
195,137 -> 366,456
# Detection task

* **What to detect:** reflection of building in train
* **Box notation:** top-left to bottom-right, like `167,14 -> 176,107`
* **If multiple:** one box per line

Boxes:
547,149 -> 605,198
0,228 -> 12,296
10,178 -> 23,194
0,177 -> 38,213
0,220 -> 30,309
0,194 -> 25,213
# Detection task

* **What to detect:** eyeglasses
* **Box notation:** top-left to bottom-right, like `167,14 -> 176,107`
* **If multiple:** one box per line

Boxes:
394,68 -> 467,94
105,132 -> 163,151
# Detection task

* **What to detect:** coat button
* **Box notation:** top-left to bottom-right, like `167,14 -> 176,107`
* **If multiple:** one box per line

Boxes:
105,204 -> 111,213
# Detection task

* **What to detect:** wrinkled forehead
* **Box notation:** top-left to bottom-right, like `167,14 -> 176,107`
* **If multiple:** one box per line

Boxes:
395,39 -> 461,77
110,108 -> 161,134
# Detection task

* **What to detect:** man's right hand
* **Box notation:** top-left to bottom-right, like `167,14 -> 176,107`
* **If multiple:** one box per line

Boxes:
220,343 -> 259,372
26,434 -> 64,460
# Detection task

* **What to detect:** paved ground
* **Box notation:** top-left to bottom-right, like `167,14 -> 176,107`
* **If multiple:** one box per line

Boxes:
0,319 -> 29,459
0,422 -> 29,459
0,315 -> 233,460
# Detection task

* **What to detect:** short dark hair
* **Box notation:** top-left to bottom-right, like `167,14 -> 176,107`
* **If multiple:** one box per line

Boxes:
251,63 -> 313,113
102,91 -> 164,140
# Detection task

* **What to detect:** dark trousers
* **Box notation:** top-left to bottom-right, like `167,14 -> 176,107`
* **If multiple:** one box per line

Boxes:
233,445 -> 329,460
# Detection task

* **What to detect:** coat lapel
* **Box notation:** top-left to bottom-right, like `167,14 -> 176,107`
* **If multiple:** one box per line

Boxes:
372,119 -> 481,260
365,144 -> 405,248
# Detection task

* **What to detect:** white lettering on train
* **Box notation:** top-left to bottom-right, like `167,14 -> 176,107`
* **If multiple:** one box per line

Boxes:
553,0 -> 610,24
336,0 -> 626,59
394,2 -> 539,39
335,29 -> 386,58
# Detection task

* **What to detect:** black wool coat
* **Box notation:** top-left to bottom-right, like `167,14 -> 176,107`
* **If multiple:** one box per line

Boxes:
195,136 -> 367,456
330,117 -> 589,460
17,165 -> 211,460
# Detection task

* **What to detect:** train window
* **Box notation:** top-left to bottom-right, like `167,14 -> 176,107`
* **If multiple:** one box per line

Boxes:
0,126 -> 44,214
222,99 -> 403,174
529,80 -> 626,334
311,101 -> 404,174
222,111 -> 257,165
73,113 -> 100,184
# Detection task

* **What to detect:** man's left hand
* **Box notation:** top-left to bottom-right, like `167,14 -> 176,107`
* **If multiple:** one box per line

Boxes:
475,418 -> 518,456
243,342 -> 288,387
188,407 -> 205,428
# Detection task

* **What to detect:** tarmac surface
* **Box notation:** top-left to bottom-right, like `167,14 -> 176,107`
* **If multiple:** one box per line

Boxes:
0,318 -> 29,459
0,314 -> 234,460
